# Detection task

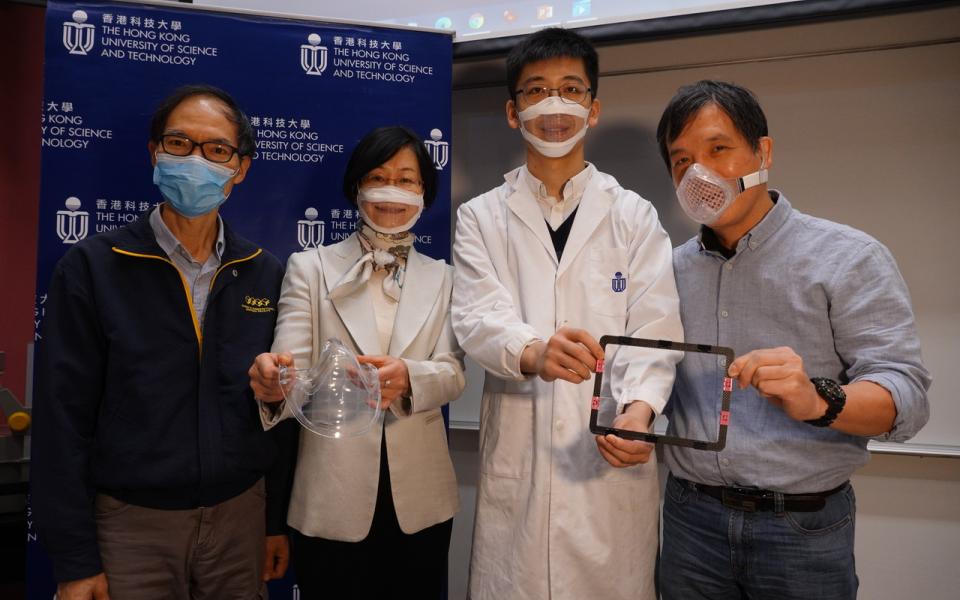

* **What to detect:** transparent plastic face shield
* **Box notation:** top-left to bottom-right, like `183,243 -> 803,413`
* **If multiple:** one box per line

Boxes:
280,338 -> 383,439
590,336 -> 735,451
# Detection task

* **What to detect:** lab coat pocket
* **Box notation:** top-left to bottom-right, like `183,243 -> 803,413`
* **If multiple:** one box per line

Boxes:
588,247 -> 629,317
479,393 -> 533,479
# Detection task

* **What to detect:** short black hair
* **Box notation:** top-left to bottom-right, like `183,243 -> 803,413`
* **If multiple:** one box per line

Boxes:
506,27 -> 599,101
342,126 -> 437,208
150,84 -> 255,157
656,80 -> 768,171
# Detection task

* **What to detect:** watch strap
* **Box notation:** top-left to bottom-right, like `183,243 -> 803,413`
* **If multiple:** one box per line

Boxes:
804,377 -> 846,427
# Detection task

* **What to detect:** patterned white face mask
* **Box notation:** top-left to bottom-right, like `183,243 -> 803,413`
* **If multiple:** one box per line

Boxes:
517,96 -> 591,158
675,160 -> 768,225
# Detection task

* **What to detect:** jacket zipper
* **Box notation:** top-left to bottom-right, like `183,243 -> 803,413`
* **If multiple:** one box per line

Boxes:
111,247 -> 263,356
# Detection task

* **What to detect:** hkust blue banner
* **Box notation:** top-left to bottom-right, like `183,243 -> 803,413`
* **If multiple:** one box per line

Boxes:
33,1 -> 453,597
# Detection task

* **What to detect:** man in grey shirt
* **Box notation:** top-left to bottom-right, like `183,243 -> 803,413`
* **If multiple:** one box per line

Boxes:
652,80 -> 930,599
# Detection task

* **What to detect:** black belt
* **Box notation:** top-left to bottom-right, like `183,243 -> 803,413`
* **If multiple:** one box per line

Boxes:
679,477 -> 848,513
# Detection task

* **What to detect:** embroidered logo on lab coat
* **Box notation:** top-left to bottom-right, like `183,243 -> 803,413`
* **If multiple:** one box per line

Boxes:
611,272 -> 626,293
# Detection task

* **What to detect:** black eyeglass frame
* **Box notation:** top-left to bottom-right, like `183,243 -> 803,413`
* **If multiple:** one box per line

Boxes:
590,335 -> 734,451
159,133 -> 241,164
513,86 -> 594,105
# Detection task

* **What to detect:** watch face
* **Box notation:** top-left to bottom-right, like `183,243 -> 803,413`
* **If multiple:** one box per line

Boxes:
814,378 -> 845,402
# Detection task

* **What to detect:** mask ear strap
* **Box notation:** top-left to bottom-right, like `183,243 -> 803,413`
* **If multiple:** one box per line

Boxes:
736,150 -> 769,193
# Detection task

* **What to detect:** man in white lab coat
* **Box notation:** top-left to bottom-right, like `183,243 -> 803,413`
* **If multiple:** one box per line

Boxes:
452,28 -> 683,600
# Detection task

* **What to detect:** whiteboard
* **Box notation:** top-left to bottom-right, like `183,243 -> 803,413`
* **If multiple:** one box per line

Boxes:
198,0 -> 805,42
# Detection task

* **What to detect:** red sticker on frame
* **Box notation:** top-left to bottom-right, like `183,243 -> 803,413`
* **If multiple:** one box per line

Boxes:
595,359 -> 605,373
720,410 -> 730,425
723,377 -> 734,392
591,396 -> 601,410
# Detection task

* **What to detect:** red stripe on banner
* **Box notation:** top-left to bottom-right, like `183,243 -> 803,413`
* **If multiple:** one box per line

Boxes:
723,377 -> 734,392
596,359 -> 604,373
591,396 -> 600,410
720,410 -> 730,425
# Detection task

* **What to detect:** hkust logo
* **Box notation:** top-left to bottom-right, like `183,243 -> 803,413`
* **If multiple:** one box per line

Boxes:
297,207 -> 325,249
611,271 -> 626,293
301,34 -> 328,76
242,296 -> 275,313
424,129 -> 448,170
63,10 -> 96,56
56,197 -> 89,244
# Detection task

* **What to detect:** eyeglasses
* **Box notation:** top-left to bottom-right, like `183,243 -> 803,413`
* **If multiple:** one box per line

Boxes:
361,173 -> 423,193
160,134 -> 240,163
514,84 -> 592,105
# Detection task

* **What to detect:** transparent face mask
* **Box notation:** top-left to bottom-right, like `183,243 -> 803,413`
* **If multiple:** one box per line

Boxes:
357,185 -> 424,234
675,160 -> 768,225
279,338 -> 383,439
517,96 -> 591,158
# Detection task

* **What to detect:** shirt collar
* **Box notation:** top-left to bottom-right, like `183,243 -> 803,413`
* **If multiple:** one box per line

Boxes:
149,205 -> 225,263
518,161 -> 596,204
699,190 -> 792,255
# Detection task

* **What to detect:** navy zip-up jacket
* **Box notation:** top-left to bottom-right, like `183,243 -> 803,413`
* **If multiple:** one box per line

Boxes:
32,209 -> 286,582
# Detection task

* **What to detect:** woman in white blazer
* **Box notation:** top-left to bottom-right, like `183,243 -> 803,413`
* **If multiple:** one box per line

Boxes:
249,126 -> 465,599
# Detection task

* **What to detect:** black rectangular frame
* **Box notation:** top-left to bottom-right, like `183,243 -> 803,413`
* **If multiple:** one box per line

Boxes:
590,335 -> 735,451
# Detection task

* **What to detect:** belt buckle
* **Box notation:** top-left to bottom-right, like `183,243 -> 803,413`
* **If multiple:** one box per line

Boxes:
721,488 -> 759,512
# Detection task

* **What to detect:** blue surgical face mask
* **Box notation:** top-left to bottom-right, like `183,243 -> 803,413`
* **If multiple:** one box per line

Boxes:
152,152 -> 239,218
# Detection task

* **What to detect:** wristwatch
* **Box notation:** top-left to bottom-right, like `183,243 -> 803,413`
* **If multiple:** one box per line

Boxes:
804,377 -> 846,427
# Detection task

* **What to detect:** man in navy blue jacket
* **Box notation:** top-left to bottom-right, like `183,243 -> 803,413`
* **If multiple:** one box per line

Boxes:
33,85 -> 291,600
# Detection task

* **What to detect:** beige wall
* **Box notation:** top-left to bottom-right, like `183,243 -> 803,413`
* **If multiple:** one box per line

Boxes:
446,4 -> 960,598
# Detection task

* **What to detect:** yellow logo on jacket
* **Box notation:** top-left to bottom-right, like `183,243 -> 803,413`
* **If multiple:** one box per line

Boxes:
242,296 -> 275,313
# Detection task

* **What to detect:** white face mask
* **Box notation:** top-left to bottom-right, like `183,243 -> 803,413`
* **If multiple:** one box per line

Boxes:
357,185 -> 424,234
675,161 -> 768,225
517,96 -> 591,158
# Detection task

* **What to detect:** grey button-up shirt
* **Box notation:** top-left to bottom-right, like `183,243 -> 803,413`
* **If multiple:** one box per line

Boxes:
149,207 -> 225,330
665,192 -> 930,493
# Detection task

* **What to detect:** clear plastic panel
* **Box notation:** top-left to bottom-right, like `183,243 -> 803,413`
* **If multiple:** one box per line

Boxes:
280,338 -> 383,439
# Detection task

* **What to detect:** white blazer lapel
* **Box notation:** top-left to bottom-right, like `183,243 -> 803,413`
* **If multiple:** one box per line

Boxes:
556,175 -> 615,278
320,234 -> 382,356
388,247 -> 444,358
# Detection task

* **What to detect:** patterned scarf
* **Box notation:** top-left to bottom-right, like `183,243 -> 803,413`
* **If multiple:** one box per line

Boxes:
327,224 -> 414,302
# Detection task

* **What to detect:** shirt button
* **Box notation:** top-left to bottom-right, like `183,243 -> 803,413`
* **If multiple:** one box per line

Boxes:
720,310 -> 729,318
724,263 -> 733,271
555,420 -> 564,430
721,458 -> 730,466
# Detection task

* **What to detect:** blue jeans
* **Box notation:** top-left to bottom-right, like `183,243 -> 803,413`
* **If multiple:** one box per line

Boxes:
660,473 -> 858,600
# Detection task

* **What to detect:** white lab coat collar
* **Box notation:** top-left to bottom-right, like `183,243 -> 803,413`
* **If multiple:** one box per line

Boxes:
502,164 -> 617,277
518,162 -> 596,228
